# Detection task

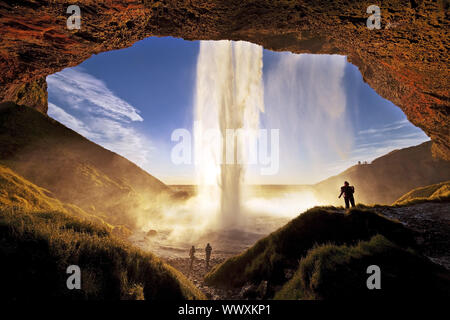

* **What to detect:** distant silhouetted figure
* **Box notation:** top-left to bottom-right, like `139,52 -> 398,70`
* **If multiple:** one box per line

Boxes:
205,243 -> 212,269
339,181 -> 355,209
189,245 -> 196,271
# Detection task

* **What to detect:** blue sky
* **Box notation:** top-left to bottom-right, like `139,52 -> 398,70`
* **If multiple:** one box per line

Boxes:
47,37 -> 429,184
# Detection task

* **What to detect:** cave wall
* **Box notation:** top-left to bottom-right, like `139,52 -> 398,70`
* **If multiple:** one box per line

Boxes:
0,0 -> 448,159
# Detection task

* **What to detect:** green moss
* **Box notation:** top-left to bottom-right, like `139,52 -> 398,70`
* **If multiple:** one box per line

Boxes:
205,206 -> 415,290
275,235 -> 450,300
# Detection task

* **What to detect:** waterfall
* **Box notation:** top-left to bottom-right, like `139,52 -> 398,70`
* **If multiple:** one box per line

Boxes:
194,40 -> 264,229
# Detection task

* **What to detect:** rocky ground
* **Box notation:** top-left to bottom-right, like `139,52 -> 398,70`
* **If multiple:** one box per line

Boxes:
376,202 -> 450,270
165,257 -> 242,300
165,256 -> 275,299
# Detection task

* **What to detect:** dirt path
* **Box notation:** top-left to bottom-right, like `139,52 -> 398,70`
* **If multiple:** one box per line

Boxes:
164,257 -> 242,299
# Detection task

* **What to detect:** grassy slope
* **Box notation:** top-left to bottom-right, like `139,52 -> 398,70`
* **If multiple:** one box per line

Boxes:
0,165 -> 204,300
205,206 -> 450,299
393,180 -> 450,206
275,235 -> 450,300
205,207 -> 416,287
0,102 -> 170,228
0,208 -> 204,300
314,141 -> 450,205
0,163 -> 112,227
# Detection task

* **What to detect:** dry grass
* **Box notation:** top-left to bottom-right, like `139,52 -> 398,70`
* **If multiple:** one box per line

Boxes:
0,206 -> 204,300
0,162 -> 204,300
0,163 -> 112,228
393,180 -> 450,206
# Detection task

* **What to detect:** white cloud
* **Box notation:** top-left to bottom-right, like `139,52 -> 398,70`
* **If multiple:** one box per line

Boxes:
47,68 -> 143,122
84,116 -> 153,167
47,102 -> 91,137
47,69 -> 153,171
358,119 -> 409,135
349,133 -> 429,165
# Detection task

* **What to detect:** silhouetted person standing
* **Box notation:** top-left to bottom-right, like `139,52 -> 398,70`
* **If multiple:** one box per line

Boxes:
339,181 -> 355,209
189,245 -> 196,271
205,243 -> 212,269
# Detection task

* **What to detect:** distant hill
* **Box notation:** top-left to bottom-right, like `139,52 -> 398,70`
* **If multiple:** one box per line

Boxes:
314,141 -> 450,205
0,102 -> 169,228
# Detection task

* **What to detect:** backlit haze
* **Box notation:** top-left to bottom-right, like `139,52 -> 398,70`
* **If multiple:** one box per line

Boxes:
47,37 -> 428,186
46,37 -> 430,251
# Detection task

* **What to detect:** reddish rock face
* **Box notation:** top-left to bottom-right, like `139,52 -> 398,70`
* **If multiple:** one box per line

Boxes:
0,1 -> 448,158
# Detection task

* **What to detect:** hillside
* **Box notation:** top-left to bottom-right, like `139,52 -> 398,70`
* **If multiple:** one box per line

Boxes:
314,141 -> 450,205
0,109 -> 205,300
205,206 -> 450,299
0,102 -> 169,228
0,163 -> 133,235
274,234 -> 449,300
0,206 -> 204,300
394,180 -> 450,205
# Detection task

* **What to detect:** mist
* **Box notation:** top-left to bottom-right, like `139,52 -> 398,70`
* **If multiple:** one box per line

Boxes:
132,50 -> 357,255
259,53 -> 353,184
57,48 -> 415,256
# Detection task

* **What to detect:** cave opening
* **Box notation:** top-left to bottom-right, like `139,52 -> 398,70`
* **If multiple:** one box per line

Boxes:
44,36 -> 430,257
1,0 -> 449,301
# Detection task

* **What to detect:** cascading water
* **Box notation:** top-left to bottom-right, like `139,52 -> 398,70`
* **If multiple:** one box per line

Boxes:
135,45 -> 339,256
194,40 -> 264,229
